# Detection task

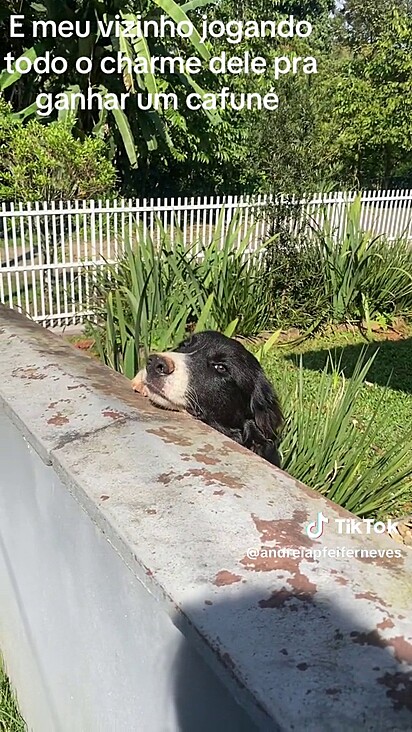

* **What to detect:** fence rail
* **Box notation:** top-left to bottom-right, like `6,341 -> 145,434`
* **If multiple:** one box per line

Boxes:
1,190 -> 412,328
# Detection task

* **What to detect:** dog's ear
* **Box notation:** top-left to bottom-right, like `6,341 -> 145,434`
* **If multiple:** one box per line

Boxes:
250,375 -> 283,440
245,376 -> 283,466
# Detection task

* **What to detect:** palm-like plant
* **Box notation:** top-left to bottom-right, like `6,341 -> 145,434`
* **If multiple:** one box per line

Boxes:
0,0 -> 217,165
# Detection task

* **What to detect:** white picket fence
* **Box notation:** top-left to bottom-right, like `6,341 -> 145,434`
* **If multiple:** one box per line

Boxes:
1,189 -> 412,328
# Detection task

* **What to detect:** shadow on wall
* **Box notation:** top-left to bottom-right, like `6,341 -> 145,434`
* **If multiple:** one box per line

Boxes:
286,337 -> 412,394
171,585 -> 412,731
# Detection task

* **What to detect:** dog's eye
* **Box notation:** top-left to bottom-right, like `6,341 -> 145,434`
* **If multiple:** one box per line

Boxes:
213,363 -> 228,374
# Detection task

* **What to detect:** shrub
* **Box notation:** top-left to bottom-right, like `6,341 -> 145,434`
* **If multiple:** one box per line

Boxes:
0,98 -> 20,201
315,195 -> 412,324
265,194 -> 412,330
268,235 -> 327,329
89,209 -> 276,377
193,209 -> 275,335
0,104 -> 116,202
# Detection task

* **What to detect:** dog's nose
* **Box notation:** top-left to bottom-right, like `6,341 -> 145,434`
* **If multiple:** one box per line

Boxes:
147,354 -> 175,376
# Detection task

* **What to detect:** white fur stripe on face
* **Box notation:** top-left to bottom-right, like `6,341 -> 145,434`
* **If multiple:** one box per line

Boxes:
131,353 -> 189,410
154,351 -> 189,408
131,367 -> 149,396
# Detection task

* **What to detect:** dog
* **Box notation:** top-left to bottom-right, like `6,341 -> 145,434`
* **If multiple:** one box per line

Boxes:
131,330 -> 283,467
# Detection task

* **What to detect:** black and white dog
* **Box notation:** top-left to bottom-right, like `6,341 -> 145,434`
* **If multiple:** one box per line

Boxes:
132,331 -> 283,467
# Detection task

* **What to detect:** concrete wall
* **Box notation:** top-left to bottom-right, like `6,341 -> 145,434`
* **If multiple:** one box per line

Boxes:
0,410 -> 255,732
0,307 -> 412,732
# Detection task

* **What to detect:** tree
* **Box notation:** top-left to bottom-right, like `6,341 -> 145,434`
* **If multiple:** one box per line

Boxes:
340,0 -> 412,46
0,0 -> 217,169
126,0 -> 336,196
323,5 -> 412,185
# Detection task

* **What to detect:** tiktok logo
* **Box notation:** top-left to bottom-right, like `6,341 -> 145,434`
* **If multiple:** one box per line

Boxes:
306,511 -> 329,539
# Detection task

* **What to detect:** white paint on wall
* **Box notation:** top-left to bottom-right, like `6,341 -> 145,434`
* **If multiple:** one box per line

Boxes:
0,409 -> 256,732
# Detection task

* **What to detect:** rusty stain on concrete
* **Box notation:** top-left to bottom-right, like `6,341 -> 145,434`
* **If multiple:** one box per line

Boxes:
146,426 -> 193,447
183,468 -> 244,491
191,451 -> 220,465
48,399 -> 70,409
333,575 -> 349,586
47,413 -> 70,426
252,510 -> 312,548
12,366 -> 46,380
241,511 -> 319,606
102,409 -> 127,420
377,671 -> 412,712
259,585 -> 316,609
241,548 -> 317,604
221,439 -> 254,458
182,444 -> 221,465
213,570 -> 242,586
157,472 -> 183,485
377,618 -> 396,630
355,591 -> 389,607
350,630 -> 412,664
358,550 -> 405,571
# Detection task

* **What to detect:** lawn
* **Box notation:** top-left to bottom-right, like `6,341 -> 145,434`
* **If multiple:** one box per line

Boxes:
0,657 -> 26,732
261,325 -> 412,517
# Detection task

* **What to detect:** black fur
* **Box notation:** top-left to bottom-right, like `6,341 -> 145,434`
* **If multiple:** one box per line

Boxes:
173,331 -> 283,467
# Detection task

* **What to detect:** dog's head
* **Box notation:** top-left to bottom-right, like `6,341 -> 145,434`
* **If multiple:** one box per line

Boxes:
132,331 -> 283,467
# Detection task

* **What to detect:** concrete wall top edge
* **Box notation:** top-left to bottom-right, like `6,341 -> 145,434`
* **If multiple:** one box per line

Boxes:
1,306 -> 412,730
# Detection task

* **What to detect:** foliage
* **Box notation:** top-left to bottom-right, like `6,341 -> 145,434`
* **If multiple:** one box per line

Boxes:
136,0 -> 412,194
315,195 -> 412,324
132,1 -> 336,196
323,3 -> 412,186
267,232 -> 327,329
340,0 -> 412,46
252,193 -> 412,331
278,348 -> 412,517
154,0 -> 412,194
89,208 -> 276,377
0,0 -> 217,169
0,103 -> 116,201
2,0 -> 412,201
239,75 -> 329,196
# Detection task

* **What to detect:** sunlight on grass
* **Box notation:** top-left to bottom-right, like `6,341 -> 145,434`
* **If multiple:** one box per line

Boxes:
260,328 -> 412,518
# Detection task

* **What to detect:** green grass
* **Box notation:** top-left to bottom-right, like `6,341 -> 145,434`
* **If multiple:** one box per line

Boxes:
0,657 -> 26,732
260,327 -> 412,517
